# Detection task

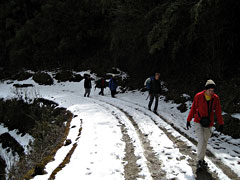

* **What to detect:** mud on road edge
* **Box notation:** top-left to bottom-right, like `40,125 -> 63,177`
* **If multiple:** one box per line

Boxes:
48,119 -> 83,180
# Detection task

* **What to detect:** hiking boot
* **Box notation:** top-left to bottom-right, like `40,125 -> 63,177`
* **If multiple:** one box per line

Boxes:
197,160 -> 207,171
148,106 -> 151,111
201,160 -> 208,167
197,160 -> 202,170
154,110 -> 158,115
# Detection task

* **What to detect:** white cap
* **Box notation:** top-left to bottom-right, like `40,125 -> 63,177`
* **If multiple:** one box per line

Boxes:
205,79 -> 216,89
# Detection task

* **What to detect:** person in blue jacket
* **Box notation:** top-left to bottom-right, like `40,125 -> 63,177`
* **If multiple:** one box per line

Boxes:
109,75 -> 118,98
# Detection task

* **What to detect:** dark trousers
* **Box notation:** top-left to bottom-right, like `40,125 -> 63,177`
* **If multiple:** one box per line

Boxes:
99,87 -> 104,95
84,88 -> 91,97
111,90 -> 116,97
148,93 -> 159,111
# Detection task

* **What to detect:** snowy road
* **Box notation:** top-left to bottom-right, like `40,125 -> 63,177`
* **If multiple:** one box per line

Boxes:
0,72 -> 240,180
33,95 -> 238,179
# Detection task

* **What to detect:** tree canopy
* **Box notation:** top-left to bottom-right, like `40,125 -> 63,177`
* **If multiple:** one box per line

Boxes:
0,0 -> 239,83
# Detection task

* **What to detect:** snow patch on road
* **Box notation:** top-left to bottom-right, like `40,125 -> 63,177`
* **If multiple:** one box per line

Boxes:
55,103 -> 125,180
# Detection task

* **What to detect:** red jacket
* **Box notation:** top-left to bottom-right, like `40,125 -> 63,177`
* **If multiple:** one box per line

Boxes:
187,90 -> 224,126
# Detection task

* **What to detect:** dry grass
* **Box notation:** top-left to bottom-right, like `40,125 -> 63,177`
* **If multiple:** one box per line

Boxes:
21,112 -> 73,180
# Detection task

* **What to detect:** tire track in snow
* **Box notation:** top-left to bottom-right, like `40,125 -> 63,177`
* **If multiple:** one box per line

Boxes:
96,97 -> 194,180
116,97 -> 239,180
101,96 -> 236,180
87,98 -> 155,180
121,123 -> 143,180
93,101 -> 144,180
123,107 -> 218,180
109,105 -> 165,180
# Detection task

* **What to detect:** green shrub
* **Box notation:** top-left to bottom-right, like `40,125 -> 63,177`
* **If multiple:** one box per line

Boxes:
11,71 -> 33,81
1,98 -> 72,179
0,99 -> 36,134
71,74 -> 83,82
33,72 -> 53,85
54,70 -> 73,82
221,115 -> 240,139
33,163 -> 46,176
0,157 -> 6,180
54,70 -> 83,82
0,133 -> 24,155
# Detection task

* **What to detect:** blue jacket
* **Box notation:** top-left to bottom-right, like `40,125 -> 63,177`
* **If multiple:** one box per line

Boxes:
109,78 -> 118,90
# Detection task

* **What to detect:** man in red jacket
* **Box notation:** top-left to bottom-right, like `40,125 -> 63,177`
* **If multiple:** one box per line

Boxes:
186,79 -> 224,170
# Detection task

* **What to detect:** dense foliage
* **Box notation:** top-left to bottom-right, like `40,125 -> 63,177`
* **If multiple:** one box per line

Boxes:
1,0 -> 239,78
0,98 -> 72,179
0,0 -> 239,109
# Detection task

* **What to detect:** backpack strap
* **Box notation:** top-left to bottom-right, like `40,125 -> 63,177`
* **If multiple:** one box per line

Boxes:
208,98 -> 214,119
198,97 -> 214,118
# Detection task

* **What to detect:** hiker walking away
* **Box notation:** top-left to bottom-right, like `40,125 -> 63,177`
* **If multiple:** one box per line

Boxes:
84,74 -> 92,97
95,77 -> 107,96
148,73 -> 162,114
186,79 -> 224,170
109,75 -> 118,98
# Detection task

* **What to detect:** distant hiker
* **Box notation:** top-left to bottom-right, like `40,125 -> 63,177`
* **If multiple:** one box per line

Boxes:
148,73 -> 162,114
186,79 -> 224,170
84,74 -> 92,97
95,77 -> 107,96
109,75 -> 118,98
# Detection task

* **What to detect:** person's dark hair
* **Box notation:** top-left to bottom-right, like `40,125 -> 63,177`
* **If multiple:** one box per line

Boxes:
205,84 -> 216,90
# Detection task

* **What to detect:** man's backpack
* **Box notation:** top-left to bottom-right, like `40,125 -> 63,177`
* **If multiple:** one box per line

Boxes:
144,76 -> 154,90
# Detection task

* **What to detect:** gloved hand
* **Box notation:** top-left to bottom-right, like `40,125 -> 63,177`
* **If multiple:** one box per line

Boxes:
218,125 -> 224,134
186,122 -> 191,130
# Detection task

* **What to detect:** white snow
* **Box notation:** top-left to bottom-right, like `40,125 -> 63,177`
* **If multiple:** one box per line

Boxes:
231,113 -> 240,120
0,124 -> 33,176
0,143 -> 19,175
182,94 -> 190,99
106,67 -> 129,80
0,70 -> 239,180
118,91 -> 240,178
0,124 -> 34,153
55,103 -> 126,180
96,96 -> 194,180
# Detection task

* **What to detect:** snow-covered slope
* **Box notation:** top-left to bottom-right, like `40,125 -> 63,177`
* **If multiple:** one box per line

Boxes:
0,71 -> 239,180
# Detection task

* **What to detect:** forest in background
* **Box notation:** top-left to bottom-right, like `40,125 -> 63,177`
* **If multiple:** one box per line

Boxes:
0,0 -> 240,113
0,1 -> 240,177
